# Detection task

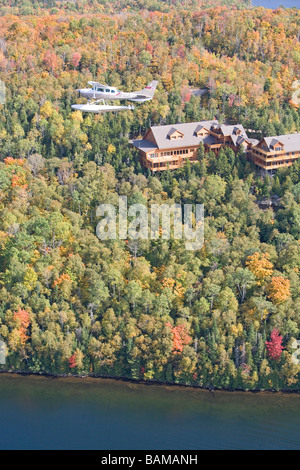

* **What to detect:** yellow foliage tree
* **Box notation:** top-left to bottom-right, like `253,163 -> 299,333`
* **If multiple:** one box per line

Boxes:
23,267 -> 38,292
245,252 -> 274,284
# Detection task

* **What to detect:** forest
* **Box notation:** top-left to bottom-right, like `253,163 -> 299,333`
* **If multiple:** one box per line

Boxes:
0,0 -> 300,390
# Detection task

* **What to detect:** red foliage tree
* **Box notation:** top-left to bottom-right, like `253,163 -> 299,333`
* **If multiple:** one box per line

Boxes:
266,329 -> 284,361
43,50 -> 58,74
68,354 -> 77,368
145,43 -> 154,54
71,52 -> 81,69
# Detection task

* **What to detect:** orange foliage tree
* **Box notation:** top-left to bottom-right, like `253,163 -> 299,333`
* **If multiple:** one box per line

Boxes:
166,322 -> 192,354
266,276 -> 291,305
53,273 -> 72,288
13,307 -> 30,345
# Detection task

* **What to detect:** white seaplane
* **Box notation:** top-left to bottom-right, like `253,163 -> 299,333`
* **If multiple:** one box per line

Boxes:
71,80 -> 158,113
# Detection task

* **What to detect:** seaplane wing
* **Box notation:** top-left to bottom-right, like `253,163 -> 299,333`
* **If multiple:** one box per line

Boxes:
88,81 -> 106,88
71,102 -> 135,113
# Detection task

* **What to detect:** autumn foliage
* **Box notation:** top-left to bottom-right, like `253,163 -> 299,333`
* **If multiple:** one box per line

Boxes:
166,322 -> 192,354
13,307 -> 30,346
266,329 -> 285,361
266,276 -> 291,305
0,1 -> 299,392
4,157 -> 24,167
53,273 -> 72,288
68,354 -> 77,369
246,252 -> 274,284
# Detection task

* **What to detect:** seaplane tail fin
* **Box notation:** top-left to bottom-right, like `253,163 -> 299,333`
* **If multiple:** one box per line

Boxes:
139,80 -> 158,98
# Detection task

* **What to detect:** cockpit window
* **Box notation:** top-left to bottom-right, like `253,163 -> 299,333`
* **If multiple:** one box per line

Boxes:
97,88 -> 104,92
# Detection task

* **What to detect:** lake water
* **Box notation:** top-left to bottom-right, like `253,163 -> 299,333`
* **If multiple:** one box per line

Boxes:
0,374 -> 300,450
253,0 -> 299,7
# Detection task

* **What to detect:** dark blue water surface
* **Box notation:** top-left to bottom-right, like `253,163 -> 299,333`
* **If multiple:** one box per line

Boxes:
253,0 -> 299,7
0,374 -> 300,450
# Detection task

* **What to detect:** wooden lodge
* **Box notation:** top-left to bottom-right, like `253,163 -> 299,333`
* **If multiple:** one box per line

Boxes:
247,134 -> 300,171
131,121 -> 300,173
131,120 -> 252,172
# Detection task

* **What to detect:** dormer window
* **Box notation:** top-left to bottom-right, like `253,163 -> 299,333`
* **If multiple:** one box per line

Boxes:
232,127 -> 242,136
270,140 -> 284,152
194,125 -> 209,137
167,128 -> 184,140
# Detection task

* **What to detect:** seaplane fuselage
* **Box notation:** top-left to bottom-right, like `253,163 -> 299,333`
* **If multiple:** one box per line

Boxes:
77,81 -> 158,103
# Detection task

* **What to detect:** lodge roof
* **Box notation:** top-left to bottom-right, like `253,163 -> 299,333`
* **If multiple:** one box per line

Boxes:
260,134 -> 300,152
131,120 -> 251,153
143,120 -> 219,150
218,124 -> 247,137
130,139 -> 158,152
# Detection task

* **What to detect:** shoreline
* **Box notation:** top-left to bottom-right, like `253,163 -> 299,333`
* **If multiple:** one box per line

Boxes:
1,369 -> 300,395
